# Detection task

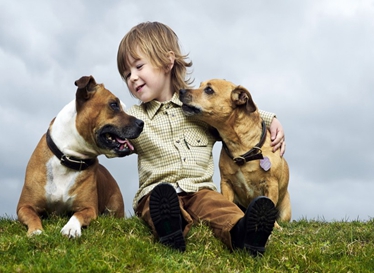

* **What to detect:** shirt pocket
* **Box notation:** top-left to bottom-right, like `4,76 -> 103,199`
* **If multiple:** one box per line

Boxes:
183,128 -> 211,167
184,128 -> 208,147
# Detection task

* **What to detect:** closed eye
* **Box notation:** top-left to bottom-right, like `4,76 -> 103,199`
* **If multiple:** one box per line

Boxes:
125,64 -> 143,80
204,86 -> 215,95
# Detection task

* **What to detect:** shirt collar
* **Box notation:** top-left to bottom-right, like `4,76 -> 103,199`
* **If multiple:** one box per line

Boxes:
144,92 -> 183,119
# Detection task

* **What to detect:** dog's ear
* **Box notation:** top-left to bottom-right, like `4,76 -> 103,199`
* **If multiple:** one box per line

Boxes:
75,75 -> 97,101
231,86 -> 257,113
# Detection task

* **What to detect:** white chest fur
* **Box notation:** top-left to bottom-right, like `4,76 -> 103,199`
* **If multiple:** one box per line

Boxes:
45,157 -> 78,212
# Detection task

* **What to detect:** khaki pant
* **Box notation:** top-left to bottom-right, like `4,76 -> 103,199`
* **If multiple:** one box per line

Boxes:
135,189 -> 244,250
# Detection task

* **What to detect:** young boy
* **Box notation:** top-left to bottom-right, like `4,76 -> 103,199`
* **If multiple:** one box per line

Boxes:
117,21 -> 285,256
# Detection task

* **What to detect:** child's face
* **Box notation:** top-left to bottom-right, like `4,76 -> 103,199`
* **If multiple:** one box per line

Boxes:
124,51 -> 173,103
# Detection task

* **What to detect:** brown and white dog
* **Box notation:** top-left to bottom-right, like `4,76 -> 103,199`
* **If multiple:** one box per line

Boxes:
17,75 -> 143,237
180,79 -> 291,227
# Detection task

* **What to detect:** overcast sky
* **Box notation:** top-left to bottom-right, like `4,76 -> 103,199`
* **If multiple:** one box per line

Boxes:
1,0 -> 373,222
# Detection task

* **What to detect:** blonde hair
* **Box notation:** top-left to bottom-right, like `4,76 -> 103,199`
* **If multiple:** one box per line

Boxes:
117,21 -> 193,93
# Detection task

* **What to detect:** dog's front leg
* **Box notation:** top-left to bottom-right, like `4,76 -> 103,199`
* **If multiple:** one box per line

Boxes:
60,207 -> 97,238
17,205 -> 44,236
263,178 -> 280,206
264,180 -> 283,229
220,179 -> 235,203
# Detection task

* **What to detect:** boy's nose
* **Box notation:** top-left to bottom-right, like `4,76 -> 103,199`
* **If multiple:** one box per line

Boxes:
130,72 -> 139,82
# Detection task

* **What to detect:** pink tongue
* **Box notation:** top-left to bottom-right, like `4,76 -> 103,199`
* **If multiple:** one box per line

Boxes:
125,139 -> 134,150
116,137 -> 134,150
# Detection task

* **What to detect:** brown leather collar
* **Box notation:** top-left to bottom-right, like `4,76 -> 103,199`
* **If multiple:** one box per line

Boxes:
222,120 -> 266,166
46,129 -> 96,171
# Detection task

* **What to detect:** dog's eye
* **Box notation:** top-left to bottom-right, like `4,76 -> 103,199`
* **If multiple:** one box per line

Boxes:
204,86 -> 214,95
110,101 -> 120,111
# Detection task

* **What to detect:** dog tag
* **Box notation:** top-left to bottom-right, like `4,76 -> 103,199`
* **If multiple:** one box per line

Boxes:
260,156 -> 271,171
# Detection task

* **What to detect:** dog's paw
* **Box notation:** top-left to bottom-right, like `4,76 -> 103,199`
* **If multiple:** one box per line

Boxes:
27,229 -> 43,237
274,221 -> 283,230
60,216 -> 82,238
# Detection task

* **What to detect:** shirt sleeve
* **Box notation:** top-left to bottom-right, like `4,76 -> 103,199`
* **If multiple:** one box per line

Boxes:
259,110 -> 276,127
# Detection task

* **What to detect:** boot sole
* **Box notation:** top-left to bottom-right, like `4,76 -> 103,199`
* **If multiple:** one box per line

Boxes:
149,183 -> 186,251
243,197 -> 278,256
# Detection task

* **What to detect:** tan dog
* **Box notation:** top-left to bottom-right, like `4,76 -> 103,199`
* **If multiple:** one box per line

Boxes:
17,75 -> 144,237
180,79 -> 291,227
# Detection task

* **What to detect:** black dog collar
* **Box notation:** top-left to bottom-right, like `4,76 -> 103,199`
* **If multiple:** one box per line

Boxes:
222,120 -> 267,166
46,129 -> 96,171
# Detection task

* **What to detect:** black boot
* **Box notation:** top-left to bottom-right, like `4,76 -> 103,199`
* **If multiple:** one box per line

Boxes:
150,183 -> 186,252
231,196 -> 278,256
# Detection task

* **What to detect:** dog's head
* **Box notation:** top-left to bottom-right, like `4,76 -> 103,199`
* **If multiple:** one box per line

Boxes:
74,75 -> 143,158
179,79 -> 257,127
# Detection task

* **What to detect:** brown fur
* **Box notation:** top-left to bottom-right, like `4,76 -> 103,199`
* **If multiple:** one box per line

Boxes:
180,79 -> 291,228
17,76 -> 143,236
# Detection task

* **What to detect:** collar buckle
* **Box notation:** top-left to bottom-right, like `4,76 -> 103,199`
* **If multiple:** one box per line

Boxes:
61,155 -> 88,171
233,156 -> 246,166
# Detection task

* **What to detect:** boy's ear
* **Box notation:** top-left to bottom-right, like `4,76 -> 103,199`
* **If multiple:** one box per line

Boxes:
166,51 -> 175,72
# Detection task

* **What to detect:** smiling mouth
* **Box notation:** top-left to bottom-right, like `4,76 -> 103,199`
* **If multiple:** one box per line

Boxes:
136,84 -> 145,92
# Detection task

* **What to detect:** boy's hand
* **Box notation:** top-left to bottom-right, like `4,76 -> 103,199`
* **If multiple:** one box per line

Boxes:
269,118 -> 286,157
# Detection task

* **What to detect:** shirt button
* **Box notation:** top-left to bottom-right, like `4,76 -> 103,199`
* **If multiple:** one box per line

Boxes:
176,140 -> 180,143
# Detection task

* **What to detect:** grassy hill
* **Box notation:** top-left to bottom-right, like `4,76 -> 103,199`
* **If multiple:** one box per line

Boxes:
1,216 -> 373,272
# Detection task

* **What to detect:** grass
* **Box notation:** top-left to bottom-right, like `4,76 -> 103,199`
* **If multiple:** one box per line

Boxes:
1,215 -> 374,272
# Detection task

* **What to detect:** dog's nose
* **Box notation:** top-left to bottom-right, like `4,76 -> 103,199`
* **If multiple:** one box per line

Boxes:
179,89 -> 186,100
135,119 -> 144,129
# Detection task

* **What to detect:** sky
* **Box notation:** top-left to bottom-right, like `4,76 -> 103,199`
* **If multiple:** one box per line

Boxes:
1,0 -> 374,222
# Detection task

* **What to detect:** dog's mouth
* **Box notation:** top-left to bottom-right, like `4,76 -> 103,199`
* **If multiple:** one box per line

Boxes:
104,133 -> 134,151
181,104 -> 202,116
97,124 -> 142,157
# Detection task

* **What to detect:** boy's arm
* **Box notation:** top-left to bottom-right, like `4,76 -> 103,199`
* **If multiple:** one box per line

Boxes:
258,110 -> 275,127
259,110 -> 286,157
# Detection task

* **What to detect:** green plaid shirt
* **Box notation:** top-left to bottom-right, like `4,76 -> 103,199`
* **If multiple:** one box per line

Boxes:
127,92 -> 275,210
